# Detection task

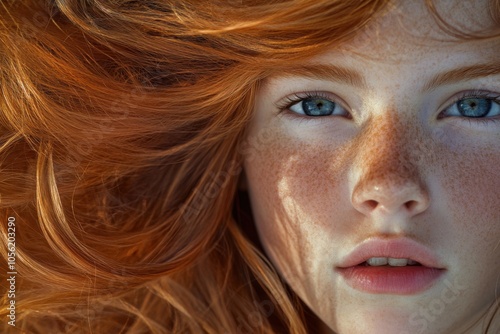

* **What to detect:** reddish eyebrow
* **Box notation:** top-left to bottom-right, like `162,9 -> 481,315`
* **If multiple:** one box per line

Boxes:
270,62 -> 500,93
270,64 -> 367,89
422,63 -> 500,92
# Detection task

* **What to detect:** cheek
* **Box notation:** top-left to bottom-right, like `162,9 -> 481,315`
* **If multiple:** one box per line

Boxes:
452,151 -> 500,223
443,149 -> 500,258
243,128 -> 347,235
242,128 -> 353,297
435,148 -> 500,314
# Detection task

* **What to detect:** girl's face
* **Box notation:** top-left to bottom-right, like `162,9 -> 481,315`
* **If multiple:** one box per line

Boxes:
243,0 -> 500,333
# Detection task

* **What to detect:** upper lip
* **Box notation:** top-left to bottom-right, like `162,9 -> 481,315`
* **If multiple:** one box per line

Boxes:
336,237 -> 445,269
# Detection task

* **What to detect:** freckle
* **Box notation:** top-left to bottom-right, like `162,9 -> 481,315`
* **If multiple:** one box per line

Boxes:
445,148 -> 500,230
351,111 -> 432,195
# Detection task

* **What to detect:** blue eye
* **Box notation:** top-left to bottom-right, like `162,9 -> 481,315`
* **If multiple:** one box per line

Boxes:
458,98 -> 493,117
442,93 -> 500,120
283,93 -> 348,117
292,97 -> 336,116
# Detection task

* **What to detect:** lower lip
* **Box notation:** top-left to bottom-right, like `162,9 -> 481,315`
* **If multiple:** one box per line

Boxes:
337,265 -> 445,294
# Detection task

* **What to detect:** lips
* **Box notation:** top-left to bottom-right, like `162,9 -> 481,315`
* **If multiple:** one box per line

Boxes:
336,237 -> 446,294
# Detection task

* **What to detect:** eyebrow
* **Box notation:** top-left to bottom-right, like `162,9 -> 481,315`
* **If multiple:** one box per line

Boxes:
270,62 -> 500,92
270,64 -> 367,89
422,62 -> 500,92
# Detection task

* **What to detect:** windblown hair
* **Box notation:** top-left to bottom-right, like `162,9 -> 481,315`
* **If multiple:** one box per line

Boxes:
0,0 -> 498,333
0,1 -> 389,332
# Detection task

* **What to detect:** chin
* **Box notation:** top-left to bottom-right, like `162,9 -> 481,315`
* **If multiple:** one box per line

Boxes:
329,302 -> 444,334
335,318 -> 418,334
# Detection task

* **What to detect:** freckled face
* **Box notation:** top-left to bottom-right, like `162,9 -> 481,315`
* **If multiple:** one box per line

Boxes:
243,1 -> 500,333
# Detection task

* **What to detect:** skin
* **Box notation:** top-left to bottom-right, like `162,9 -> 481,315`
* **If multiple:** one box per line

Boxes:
242,0 -> 500,333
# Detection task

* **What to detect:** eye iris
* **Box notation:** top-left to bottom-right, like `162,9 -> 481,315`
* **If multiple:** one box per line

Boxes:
457,98 -> 491,117
302,98 -> 335,116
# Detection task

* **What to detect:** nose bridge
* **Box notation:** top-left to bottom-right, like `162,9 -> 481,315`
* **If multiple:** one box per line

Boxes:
357,114 -> 417,188
351,112 -> 429,217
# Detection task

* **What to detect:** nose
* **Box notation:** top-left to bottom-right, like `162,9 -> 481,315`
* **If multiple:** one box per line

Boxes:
350,116 -> 430,218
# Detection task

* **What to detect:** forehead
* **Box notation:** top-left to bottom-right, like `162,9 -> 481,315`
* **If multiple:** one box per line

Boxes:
259,0 -> 500,98
332,0 -> 498,63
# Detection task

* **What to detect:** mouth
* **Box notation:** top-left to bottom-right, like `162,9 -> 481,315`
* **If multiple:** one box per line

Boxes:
359,257 -> 422,267
336,238 -> 446,295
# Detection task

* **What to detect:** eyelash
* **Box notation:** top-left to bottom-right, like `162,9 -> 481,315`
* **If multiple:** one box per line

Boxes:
440,89 -> 500,125
274,91 -> 343,115
275,89 -> 500,125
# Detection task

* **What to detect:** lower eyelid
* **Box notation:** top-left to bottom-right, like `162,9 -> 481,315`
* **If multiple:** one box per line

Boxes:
438,108 -> 500,131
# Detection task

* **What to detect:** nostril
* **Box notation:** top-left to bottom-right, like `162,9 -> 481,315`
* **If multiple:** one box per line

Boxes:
364,200 -> 378,211
405,200 -> 418,212
352,181 -> 430,217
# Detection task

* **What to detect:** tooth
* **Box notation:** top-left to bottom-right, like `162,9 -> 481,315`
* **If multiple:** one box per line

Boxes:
388,258 -> 409,266
367,257 -> 388,266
